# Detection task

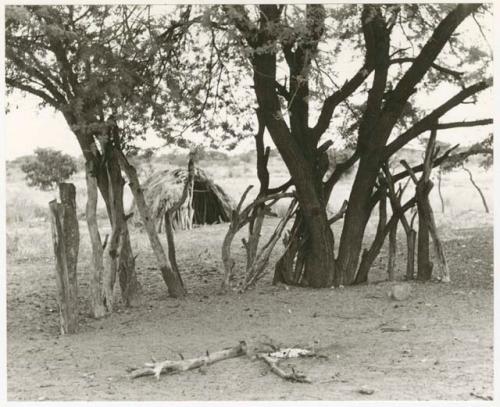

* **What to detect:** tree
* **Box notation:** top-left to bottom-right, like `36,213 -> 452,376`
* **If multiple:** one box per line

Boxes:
219,4 -> 492,287
5,5 -> 195,301
21,148 -> 77,190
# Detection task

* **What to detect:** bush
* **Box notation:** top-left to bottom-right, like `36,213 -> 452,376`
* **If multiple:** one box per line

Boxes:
20,148 -> 77,190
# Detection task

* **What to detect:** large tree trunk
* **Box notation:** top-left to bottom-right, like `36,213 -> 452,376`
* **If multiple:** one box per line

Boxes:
70,122 -> 141,307
336,157 -> 379,285
301,199 -> 335,287
273,194 -> 335,288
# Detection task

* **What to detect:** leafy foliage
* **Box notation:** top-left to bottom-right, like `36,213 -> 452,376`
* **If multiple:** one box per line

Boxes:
20,148 -> 77,190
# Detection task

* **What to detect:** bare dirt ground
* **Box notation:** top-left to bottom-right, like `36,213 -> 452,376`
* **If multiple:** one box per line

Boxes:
6,210 -> 493,401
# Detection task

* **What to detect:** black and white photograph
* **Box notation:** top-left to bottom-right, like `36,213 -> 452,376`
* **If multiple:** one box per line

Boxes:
1,1 -> 496,403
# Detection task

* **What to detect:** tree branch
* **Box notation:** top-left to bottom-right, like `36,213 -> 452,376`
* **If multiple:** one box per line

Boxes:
384,4 -> 481,116
390,57 -> 464,80
6,78 -> 60,107
311,64 -> 372,141
382,80 -> 491,159
435,118 -> 493,130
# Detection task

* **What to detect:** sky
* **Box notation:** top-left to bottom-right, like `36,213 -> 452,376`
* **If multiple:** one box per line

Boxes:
3,3 -> 494,160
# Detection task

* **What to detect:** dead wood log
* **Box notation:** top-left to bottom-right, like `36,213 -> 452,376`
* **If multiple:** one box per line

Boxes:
116,149 -> 185,298
49,183 -> 79,334
256,349 -> 312,383
85,162 -> 107,318
130,341 -> 248,379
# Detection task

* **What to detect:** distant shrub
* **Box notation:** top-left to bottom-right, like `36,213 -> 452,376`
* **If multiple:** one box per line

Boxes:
20,148 -> 77,190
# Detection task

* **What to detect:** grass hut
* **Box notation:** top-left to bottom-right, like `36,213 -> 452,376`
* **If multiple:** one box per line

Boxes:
138,167 -> 234,231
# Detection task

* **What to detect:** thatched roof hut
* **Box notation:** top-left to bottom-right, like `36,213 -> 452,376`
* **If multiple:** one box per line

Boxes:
137,167 -> 234,231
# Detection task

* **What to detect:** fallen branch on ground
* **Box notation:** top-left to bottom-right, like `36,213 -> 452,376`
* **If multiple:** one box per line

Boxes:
130,341 -> 247,379
257,352 -> 312,383
130,341 -> 315,383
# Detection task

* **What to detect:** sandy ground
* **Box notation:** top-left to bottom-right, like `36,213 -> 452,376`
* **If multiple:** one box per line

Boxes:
6,212 -> 493,401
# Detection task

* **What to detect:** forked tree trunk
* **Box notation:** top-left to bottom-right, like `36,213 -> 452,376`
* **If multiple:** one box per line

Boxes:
116,150 -> 186,298
105,147 -> 141,307
85,162 -> 107,318
273,204 -> 335,288
49,183 -> 79,334
68,118 -> 140,307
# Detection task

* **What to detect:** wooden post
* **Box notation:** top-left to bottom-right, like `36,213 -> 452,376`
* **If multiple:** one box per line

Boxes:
49,183 -> 79,334
85,162 -> 107,318
387,221 -> 397,281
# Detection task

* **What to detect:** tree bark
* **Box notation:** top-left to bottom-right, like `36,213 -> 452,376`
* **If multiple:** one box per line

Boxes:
336,157 -> 380,285
85,162 -> 107,318
49,183 -> 79,334
104,145 -> 142,307
406,229 -> 416,280
387,221 -> 397,281
116,150 -> 186,298
70,122 -> 141,307
354,187 -> 387,285
416,183 -> 433,281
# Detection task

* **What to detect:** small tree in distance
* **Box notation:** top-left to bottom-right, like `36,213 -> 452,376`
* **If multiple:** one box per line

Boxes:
21,148 -> 77,190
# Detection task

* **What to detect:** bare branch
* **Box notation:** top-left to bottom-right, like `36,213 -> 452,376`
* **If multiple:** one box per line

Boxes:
390,57 -> 464,80
383,80 -> 491,159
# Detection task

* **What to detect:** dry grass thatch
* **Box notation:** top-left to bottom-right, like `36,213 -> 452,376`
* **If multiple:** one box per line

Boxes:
136,167 -> 234,231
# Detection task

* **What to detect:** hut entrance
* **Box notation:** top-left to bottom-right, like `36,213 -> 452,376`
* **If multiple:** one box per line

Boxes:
192,179 -> 230,225
137,168 -> 234,232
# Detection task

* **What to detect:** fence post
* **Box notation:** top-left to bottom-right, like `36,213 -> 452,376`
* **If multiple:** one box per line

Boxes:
49,183 -> 79,334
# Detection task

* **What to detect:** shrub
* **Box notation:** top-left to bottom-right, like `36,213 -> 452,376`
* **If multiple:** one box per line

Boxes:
20,148 -> 77,190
